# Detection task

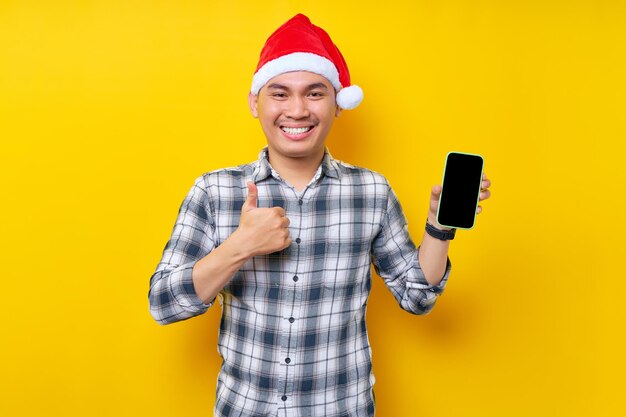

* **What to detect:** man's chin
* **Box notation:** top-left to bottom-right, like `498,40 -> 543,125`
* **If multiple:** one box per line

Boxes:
269,143 -> 324,160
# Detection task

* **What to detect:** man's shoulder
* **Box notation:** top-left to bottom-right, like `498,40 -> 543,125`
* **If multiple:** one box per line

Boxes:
333,159 -> 391,188
181,161 -> 256,199
193,160 -> 257,187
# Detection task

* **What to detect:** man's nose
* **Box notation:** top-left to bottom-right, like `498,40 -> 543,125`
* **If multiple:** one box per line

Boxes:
284,96 -> 310,119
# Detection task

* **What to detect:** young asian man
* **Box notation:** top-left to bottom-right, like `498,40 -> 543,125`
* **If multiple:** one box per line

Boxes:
149,13 -> 492,417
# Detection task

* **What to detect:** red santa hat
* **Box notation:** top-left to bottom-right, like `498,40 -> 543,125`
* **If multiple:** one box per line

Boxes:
251,14 -> 363,110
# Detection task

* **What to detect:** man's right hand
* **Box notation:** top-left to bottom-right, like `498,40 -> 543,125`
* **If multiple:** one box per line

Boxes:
236,181 -> 292,257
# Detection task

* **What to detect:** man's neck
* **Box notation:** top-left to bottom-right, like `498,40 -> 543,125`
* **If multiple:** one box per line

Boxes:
267,148 -> 325,192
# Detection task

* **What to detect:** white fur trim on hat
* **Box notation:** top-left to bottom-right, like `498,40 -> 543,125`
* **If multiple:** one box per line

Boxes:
336,85 -> 363,110
251,52 -> 341,94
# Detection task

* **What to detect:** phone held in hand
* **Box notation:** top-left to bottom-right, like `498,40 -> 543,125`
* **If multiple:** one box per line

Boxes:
436,152 -> 484,230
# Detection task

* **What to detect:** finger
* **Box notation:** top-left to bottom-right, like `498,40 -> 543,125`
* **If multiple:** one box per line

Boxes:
243,182 -> 258,211
479,190 -> 491,200
481,178 -> 491,190
282,217 -> 290,227
431,185 -> 442,196
476,205 -> 482,214
273,206 -> 286,217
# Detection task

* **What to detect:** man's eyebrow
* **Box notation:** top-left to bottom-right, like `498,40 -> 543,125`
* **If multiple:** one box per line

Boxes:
266,83 -> 289,90
306,82 -> 329,91
265,82 -> 330,91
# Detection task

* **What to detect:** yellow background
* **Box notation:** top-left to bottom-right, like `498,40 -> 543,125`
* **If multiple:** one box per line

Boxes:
1,1 -> 625,416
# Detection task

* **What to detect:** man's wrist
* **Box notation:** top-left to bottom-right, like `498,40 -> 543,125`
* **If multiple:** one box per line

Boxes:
226,228 -> 256,260
425,219 -> 456,241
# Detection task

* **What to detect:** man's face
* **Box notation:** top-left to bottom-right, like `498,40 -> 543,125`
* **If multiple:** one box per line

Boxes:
248,71 -> 341,164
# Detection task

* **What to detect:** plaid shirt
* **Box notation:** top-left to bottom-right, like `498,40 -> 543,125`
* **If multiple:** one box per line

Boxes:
149,147 -> 451,417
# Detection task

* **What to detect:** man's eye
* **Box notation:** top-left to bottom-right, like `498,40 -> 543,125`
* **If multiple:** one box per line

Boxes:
309,92 -> 324,97
272,93 -> 287,98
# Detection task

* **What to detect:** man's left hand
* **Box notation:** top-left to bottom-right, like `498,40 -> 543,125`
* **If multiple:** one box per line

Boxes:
427,173 -> 492,229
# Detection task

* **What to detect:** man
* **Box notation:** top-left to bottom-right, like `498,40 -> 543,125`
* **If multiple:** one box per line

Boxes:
149,14 -> 491,417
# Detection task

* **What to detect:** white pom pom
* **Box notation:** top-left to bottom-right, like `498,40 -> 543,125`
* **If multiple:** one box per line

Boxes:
336,85 -> 363,110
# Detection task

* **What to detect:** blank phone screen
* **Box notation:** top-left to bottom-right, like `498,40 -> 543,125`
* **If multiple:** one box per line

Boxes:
437,152 -> 484,229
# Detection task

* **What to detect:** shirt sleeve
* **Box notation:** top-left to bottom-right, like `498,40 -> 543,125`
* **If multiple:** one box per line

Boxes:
148,175 -> 216,325
371,183 -> 451,315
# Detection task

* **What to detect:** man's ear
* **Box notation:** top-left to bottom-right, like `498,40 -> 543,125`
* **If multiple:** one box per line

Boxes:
335,106 -> 342,118
248,92 -> 259,118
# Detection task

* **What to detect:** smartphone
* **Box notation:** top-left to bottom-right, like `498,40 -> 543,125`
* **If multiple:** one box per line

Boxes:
436,152 -> 484,230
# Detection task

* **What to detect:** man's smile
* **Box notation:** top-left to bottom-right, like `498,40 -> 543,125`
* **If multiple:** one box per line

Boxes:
280,126 -> 313,134
278,124 -> 316,140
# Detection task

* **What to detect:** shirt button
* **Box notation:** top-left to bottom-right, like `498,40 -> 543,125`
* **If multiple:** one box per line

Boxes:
288,317 -> 295,323
281,395 -> 288,401
285,357 -> 291,364
292,275 -> 299,282
295,238 -> 301,244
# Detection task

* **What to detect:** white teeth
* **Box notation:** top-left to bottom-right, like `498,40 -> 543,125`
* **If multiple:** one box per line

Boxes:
281,126 -> 311,135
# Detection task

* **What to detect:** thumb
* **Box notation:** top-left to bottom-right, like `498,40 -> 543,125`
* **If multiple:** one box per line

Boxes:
243,182 -> 258,211
431,185 -> 442,198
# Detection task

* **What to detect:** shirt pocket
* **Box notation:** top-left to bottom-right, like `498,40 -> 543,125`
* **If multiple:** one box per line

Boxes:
321,222 -> 373,295
326,222 -> 373,254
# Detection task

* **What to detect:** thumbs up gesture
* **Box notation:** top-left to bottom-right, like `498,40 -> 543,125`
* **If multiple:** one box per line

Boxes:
236,182 -> 292,256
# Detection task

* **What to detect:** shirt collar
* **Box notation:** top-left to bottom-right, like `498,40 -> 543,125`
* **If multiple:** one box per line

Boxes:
251,146 -> 341,183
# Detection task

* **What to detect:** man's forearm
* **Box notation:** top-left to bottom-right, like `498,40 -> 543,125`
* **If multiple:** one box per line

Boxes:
418,224 -> 451,286
191,230 -> 253,304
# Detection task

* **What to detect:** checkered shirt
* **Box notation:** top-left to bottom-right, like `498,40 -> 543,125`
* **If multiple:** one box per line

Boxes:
149,147 -> 451,417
